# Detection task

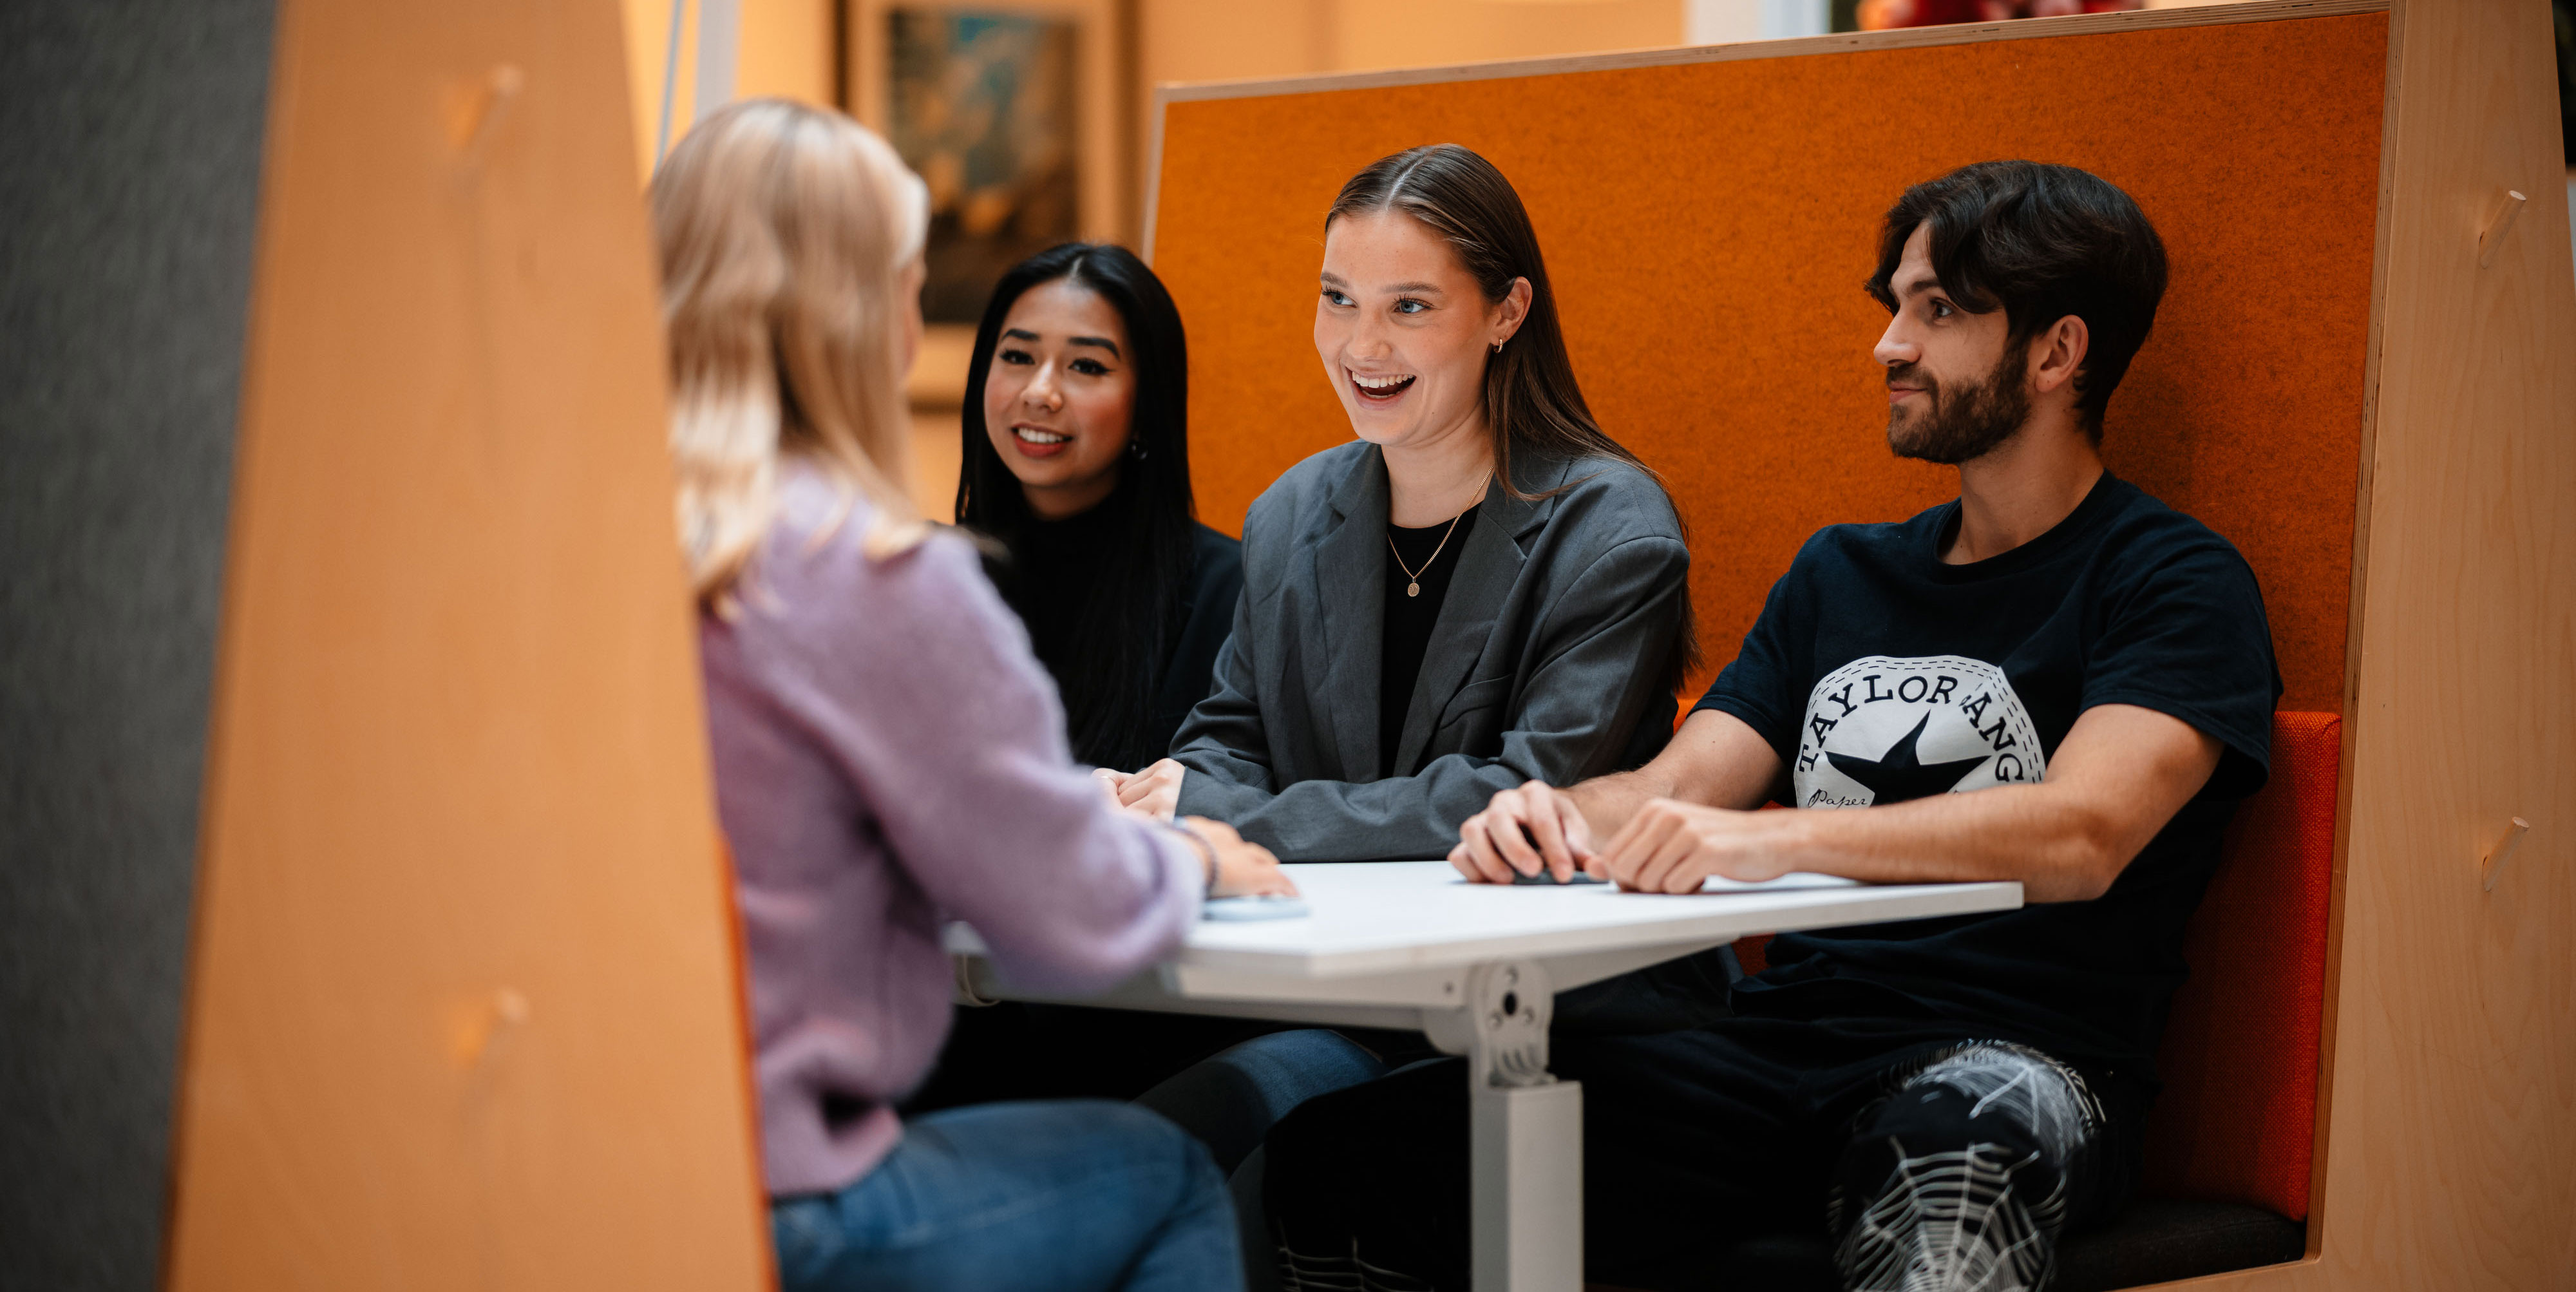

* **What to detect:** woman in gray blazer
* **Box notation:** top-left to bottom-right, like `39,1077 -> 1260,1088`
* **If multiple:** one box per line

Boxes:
1088,152 -> 1703,1291
1109,144 -> 1695,862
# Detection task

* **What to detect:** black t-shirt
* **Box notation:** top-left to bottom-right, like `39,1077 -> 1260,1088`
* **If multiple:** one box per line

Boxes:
1380,507 -> 1481,777
1692,473 -> 2281,1079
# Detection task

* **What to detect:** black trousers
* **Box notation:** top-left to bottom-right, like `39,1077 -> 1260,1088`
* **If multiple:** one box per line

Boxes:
1262,1018 -> 2145,1291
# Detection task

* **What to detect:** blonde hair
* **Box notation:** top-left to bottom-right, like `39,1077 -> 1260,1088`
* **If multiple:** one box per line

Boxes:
649,99 -> 931,609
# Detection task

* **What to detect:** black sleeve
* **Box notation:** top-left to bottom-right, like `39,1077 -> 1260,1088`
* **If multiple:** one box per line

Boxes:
1690,533 -> 1825,766
1146,524 -> 1244,759
2082,538 -> 2282,799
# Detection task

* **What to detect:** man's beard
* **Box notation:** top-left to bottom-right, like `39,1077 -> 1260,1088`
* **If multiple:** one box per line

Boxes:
1886,350 -> 2031,465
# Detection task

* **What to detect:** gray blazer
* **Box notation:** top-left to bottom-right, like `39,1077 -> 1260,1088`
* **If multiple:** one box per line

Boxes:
1171,441 -> 1690,861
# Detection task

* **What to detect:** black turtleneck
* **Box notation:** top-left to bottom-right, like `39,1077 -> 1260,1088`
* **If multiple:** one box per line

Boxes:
1001,502 -> 1244,772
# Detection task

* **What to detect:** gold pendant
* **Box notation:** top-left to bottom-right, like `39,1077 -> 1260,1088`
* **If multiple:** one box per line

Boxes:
1407,582 -> 1420,597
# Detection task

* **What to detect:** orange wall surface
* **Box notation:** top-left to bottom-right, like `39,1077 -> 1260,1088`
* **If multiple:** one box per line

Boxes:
1153,13 -> 2385,712
622,0 -> 838,178
165,1 -> 770,1287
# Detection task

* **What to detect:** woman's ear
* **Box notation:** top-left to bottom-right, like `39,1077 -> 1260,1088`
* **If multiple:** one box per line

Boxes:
1492,276 -> 1533,348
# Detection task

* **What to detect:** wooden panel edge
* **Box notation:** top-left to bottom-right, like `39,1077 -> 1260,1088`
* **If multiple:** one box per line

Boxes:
1142,80 -> 1169,263
2118,1253 -> 2322,1290
160,1 -> 301,1273
1149,0 -> 2391,104
2298,0 -> 2406,1263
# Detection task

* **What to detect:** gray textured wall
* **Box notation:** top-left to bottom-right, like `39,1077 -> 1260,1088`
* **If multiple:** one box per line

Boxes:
0,3 -> 274,1287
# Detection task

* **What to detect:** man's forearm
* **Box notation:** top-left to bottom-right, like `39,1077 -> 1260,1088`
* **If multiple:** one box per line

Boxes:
1750,784 -> 2127,901
1566,766 -> 1671,842
1730,703 -> 2223,900
1572,708 -> 1786,839
1587,703 -> 2224,900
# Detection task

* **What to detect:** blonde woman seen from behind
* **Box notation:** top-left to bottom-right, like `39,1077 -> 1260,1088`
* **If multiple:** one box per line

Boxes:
654,99 -> 1284,1292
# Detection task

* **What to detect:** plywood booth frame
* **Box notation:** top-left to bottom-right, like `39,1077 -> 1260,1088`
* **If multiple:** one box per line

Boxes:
1137,1 -> 2576,1287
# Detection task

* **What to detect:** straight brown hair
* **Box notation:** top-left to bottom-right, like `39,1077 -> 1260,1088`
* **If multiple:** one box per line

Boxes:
1328,145 -> 1649,500
1326,144 -> 1698,679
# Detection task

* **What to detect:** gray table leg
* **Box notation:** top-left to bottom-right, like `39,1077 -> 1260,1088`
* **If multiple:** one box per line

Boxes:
1445,960 -> 1582,1291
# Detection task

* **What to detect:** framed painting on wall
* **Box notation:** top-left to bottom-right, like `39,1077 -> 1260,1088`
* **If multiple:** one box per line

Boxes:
843,0 -> 1130,325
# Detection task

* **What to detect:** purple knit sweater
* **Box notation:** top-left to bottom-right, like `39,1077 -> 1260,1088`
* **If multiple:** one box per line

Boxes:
701,466 -> 1202,1197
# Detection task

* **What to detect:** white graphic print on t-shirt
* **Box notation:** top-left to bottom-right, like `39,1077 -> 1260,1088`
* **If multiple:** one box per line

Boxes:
1792,656 -> 2046,810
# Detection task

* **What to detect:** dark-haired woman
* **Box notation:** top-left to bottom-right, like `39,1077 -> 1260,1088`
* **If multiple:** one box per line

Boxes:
913,244 -> 1388,1199
1108,144 -> 1698,866
957,242 -> 1239,774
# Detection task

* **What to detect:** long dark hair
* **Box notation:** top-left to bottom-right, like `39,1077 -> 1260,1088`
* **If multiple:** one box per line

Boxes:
1327,144 -> 1698,682
956,242 -> 1196,770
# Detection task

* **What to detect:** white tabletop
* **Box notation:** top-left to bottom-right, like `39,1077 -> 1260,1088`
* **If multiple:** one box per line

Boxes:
952,861 -> 2023,981
947,860 -> 2024,1292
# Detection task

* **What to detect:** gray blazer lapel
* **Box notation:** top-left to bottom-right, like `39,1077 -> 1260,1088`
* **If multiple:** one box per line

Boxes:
1312,446 -> 1388,777
1389,457 -> 1568,775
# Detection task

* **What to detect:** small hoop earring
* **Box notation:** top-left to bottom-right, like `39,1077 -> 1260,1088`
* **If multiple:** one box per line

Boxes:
1128,437 -> 1149,461
1492,340 -> 1504,354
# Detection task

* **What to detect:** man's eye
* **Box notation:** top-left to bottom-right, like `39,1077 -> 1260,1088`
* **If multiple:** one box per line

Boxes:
998,347 -> 1034,365
1069,358 -> 1110,376
1929,300 -> 1953,319
1395,299 -> 1428,315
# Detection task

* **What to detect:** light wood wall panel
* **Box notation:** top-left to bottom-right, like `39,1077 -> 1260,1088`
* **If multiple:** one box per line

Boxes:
2197,0 -> 2576,1286
164,1 -> 771,1287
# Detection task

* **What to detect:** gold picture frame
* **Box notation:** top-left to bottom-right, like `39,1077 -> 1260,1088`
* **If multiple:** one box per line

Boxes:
842,0 -> 1132,327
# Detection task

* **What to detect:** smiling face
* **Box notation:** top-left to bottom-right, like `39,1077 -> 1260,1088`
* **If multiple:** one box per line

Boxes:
1314,211 -> 1524,456
1872,223 -> 2032,465
981,277 -> 1137,520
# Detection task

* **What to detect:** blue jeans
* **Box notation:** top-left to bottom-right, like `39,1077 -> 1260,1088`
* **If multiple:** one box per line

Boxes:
1135,1029 -> 1391,1292
772,1099 -> 1242,1292
1134,1028 -> 1390,1175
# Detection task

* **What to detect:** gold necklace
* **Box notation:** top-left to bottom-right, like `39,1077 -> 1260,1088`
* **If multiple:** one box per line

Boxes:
1388,509 -> 1466,598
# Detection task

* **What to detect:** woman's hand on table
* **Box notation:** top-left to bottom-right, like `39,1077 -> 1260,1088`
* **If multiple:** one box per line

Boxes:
1110,757 -> 1186,822
1183,816 -> 1297,898
1451,779 -> 1597,884
1092,767 -> 1132,812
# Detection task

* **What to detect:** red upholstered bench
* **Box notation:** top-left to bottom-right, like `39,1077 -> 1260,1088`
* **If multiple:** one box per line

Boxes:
1717,711 -> 2338,1289
2138,710 -> 2338,1219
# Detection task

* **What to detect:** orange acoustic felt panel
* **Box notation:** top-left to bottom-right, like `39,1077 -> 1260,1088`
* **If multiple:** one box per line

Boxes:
164,1 -> 770,1288
1153,14 -> 2384,714
2145,710 -> 2342,1221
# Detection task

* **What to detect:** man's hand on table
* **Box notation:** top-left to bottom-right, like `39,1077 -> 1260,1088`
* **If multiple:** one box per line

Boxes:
1451,780 -> 1598,884
1454,780 -> 1801,893
1591,799 -> 1796,893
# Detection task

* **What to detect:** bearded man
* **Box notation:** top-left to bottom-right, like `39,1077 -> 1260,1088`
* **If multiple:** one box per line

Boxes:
1259,160 -> 2283,1292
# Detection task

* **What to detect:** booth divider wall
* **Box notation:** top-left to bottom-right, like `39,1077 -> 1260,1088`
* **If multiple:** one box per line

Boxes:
1147,1 -> 2576,1286
162,1 -> 773,1287
1151,6 -> 2383,712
